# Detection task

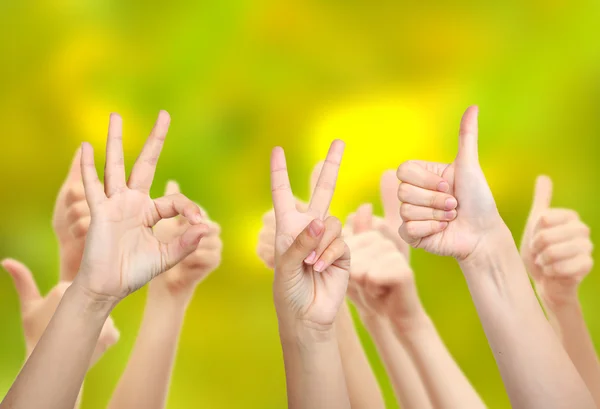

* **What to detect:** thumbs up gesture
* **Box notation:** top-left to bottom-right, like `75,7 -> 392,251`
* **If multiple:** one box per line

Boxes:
2,259 -> 119,366
270,141 -> 350,330
151,181 -> 223,300
520,176 -> 593,305
52,148 -> 91,282
396,106 -> 504,260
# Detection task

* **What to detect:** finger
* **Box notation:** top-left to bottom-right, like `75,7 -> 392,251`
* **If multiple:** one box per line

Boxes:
165,180 -> 181,196
69,216 -> 91,238
542,254 -> 593,279
271,147 -> 296,221
353,204 -> 373,234
1,259 -> 41,309
310,216 -> 343,267
534,209 -> 579,231
532,222 -> 591,253
257,244 -> 276,269
100,316 -> 121,347
128,110 -> 171,193
400,203 -> 457,222
80,142 -> 106,209
536,239 -> 593,266
531,175 -> 553,214
104,113 -> 126,196
396,162 -> 449,192
66,201 -> 91,224
397,183 -> 457,210
456,105 -> 479,164
197,236 -> 223,250
152,194 -> 204,227
309,139 -> 345,218
281,219 -> 325,270
65,184 -> 86,206
365,251 -> 408,297
309,160 -> 325,197
399,221 -> 448,247
66,147 -> 82,182
162,224 -> 210,272
380,170 -> 402,229
315,237 -> 347,273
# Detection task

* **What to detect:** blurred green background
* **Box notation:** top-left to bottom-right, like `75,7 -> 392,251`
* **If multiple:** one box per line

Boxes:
1,1 -> 600,408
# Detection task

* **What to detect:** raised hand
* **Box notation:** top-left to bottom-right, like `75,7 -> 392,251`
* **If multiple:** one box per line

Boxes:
2,259 -> 119,366
52,148 -> 90,281
396,106 -> 504,260
521,176 -> 593,305
74,111 -> 209,301
271,140 -> 349,329
152,180 -> 222,299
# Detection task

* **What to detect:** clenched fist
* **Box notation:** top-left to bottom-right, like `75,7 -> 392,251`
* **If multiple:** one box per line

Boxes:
396,106 -> 504,260
2,259 -> 119,366
271,141 -> 350,330
521,176 -> 593,305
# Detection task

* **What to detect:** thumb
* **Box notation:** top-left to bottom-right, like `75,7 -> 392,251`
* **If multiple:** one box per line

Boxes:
456,105 -> 479,165
531,175 -> 553,214
380,170 -> 401,229
165,180 -> 181,196
309,161 -> 325,198
2,259 -> 41,309
66,147 -> 83,181
282,219 -> 325,269
353,204 -> 373,234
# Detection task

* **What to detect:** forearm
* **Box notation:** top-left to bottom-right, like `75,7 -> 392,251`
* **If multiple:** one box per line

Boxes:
107,284 -> 189,409
1,283 -> 112,409
461,226 -> 594,409
541,293 -> 600,407
335,301 -> 385,409
389,309 -> 485,409
278,319 -> 351,409
362,315 -> 432,409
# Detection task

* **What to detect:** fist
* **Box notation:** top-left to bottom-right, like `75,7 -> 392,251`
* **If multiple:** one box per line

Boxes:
153,181 -> 223,298
2,259 -> 119,367
396,106 -> 504,261
52,148 -> 91,281
521,176 -> 593,304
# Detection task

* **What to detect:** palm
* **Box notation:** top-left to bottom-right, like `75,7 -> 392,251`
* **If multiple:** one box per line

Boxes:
75,112 -> 208,300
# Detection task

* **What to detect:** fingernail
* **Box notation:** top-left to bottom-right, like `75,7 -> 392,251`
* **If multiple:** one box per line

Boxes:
437,181 -> 449,192
535,256 -> 542,266
314,260 -> 325,272
304,251 -> 317,264
444,198 -> 457,210
309,219 -> 324,237
445,210 -> 456,220
194,213 -> 203,223
439,221 -> 449,230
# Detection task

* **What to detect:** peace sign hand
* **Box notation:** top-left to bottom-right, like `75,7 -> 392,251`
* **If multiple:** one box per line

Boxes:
271,140 -> 350,330
74,112 -> 209,302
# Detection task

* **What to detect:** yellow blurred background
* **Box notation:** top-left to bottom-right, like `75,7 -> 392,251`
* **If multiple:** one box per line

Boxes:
1,1 -> 600,408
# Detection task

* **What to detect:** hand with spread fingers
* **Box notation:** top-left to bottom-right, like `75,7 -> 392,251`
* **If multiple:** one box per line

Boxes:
0,111 -> 209,409
396,106 -> 503,261
271,140 -> 351,409
521,176 -> 600,407
52,148 -> 90,282
2,259 -> 119,366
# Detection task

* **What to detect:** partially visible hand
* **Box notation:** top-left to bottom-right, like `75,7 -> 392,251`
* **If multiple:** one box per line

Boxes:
271,141 -> 350,330
152,180 -> 223,300
52,148 -> 90,281
396,106 -> 505,261
74,111 -> 209,302
2,259 -> 119,366
521,176 -> 593,305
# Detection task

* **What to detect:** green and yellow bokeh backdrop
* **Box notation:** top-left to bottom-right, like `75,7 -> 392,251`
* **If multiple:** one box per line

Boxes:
1,1 -> 600,408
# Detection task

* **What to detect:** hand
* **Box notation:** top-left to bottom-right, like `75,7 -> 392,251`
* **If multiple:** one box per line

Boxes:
345,203 -> 422,323
257,162 -> 321,269
271,141 -> 350,329
521,176 -> 593,305
152,180 -> 223,299
396,106 -> 504,261
2,259 -> 119,366
52,148 -> 90,281
74,111 -> 209,302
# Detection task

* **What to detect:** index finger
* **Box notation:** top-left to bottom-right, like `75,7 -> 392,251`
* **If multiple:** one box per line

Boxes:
271,147 -> 296,221
308,140 -> 345,218
380,170 -> 401,229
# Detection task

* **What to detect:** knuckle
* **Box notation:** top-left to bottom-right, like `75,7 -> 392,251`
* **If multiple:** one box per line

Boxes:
397,182 -> 410,201
399,203 -> 412,220
397,161 -> 412,180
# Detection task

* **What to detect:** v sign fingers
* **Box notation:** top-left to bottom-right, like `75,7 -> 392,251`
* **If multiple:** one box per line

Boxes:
308,140 -> 345,219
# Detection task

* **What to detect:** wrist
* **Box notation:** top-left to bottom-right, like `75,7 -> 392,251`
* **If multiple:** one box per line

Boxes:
537,281 -> 580,310
277,312 -> 336,345
148,279 -> 195,310
65,281 -> 117,319
459,223 -> 517,276
389,307 -> 431,335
